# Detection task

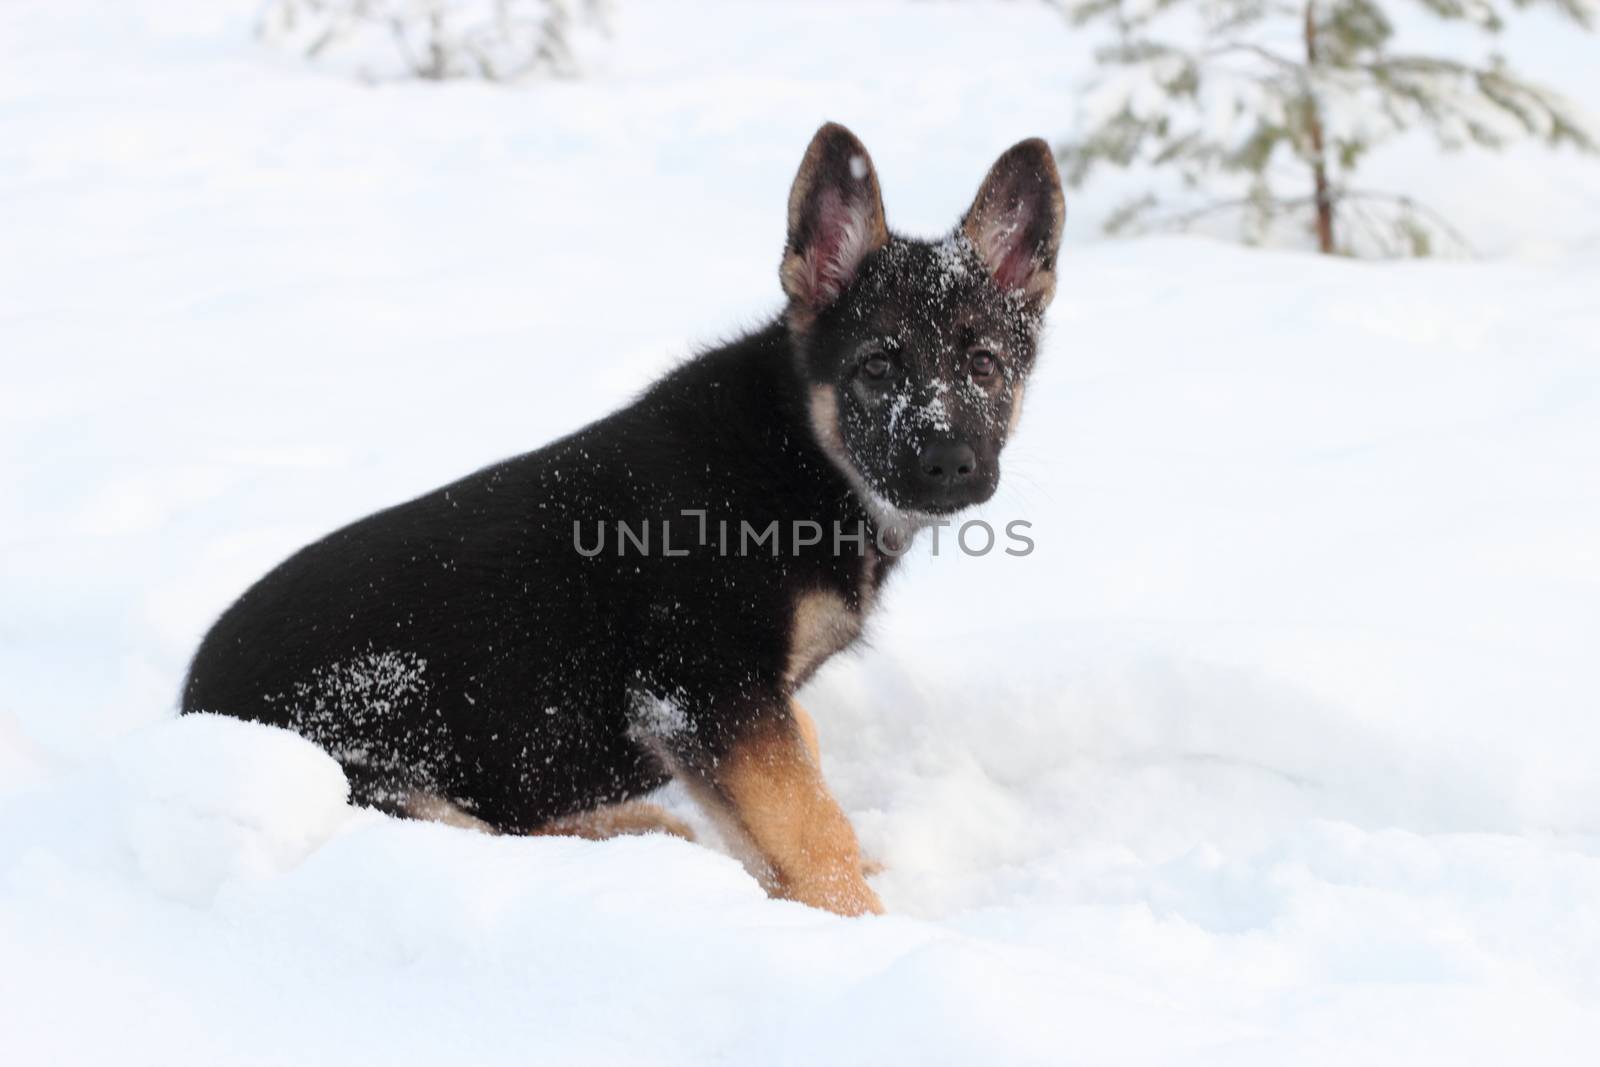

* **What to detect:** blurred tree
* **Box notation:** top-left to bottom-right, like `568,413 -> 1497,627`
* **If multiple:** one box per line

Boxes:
1054,0 -> 1598,256
260,0 -> 606,83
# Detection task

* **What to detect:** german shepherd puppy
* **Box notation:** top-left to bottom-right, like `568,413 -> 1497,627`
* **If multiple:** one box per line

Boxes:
183,124 -> 1064,916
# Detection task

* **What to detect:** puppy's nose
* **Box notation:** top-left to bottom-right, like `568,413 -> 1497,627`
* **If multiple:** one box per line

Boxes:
918,440 -> 977,485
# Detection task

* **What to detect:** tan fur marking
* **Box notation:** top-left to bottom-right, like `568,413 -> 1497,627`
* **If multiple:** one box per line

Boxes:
787,587 -> 861,689
792,702 -> 822,766
859,542 -> 880,617
781,252 -> 818,331
671,772 -> 780,887
533,801 -> 696,842
788,704 -> 885,878
401,791 -> 500,835
1007,381 -> 1026,436
710,707 -> 882,916
807,384 -> 848,464
808,383 -> 886,519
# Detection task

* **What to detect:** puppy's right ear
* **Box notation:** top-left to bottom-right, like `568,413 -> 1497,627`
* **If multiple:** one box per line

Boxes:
780,123 -> 889,326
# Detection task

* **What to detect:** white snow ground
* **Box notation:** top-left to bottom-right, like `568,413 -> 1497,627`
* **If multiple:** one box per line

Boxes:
3,1 -> 1599,1063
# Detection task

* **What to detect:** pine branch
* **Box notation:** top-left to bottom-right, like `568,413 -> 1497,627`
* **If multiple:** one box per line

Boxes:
1056,0 -> 1600,256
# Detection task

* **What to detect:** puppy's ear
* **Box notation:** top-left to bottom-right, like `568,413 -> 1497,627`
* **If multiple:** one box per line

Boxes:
961,139 -> 1065,313
781,123 -> 889,323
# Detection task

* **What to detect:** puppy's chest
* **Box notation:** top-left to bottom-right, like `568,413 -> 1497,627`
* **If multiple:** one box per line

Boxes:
783,548 -> 885,690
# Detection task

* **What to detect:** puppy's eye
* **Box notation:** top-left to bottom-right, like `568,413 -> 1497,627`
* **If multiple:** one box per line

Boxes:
861,354 -> 892,381
969,350 -> 999,379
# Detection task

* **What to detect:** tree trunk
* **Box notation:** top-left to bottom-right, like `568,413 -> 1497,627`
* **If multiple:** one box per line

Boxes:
1303,2 -> 1336,255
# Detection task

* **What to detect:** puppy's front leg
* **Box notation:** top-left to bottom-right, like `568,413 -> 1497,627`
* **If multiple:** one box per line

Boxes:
689,702 -> 881,917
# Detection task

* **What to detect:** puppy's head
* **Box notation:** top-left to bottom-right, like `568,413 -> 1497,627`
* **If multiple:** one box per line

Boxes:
782,123 -> 1064,519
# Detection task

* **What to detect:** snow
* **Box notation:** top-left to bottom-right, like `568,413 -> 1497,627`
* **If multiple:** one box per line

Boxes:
3,0 -> 1600,1063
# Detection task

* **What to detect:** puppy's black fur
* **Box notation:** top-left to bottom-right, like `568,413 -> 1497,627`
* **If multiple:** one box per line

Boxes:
186,327 -> 871,828
183,124 -> 1064,853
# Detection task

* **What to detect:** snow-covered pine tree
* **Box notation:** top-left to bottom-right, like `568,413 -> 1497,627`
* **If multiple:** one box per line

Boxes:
1055,0 -> 1598,256
260,0 -> 606,83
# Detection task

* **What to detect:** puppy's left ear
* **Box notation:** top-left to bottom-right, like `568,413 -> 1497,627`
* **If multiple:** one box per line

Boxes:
962,139 -> 1065,313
